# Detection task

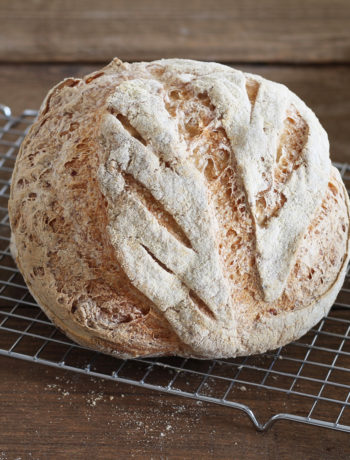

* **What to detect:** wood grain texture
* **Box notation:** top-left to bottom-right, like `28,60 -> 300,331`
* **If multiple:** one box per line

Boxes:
1,2 -> 350,453
0,356 -> 349,460
0,0 -> 349,63
0,63 -> 348,162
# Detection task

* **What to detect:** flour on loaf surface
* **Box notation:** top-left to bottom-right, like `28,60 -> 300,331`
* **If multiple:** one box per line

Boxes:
9,58 -> 350,358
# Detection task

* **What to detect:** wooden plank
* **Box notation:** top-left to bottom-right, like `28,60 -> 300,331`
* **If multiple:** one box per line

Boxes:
0,356 -> 349,459
0,63 -> 348,163
0,0 -> 350,63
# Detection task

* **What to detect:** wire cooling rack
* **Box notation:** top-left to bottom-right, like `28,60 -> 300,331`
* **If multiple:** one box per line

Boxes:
0,105 -> 349,433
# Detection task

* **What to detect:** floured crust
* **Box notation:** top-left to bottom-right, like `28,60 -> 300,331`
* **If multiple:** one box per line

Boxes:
8,58 -> 350,358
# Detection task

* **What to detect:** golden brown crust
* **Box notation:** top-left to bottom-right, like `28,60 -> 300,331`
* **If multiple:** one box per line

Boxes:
8,58 -> 350,358
9,60 -> 190,358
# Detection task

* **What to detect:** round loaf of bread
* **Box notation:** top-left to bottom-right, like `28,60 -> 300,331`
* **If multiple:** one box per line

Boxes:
9,58 -> 350,358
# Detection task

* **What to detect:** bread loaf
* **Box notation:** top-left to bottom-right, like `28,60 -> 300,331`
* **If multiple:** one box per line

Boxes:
9,58 -> 350,358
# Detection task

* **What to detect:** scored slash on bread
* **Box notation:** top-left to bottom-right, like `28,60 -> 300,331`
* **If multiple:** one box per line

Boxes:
8,58 -> 350,358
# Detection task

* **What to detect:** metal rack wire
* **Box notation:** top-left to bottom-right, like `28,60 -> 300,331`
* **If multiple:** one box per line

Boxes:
0,105 -> 349,433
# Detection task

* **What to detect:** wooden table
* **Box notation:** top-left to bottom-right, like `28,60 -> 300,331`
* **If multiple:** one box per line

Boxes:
0,1 -> 349,458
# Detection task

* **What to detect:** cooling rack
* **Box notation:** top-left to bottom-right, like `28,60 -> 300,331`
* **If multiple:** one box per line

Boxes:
0,105 -> 349,433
